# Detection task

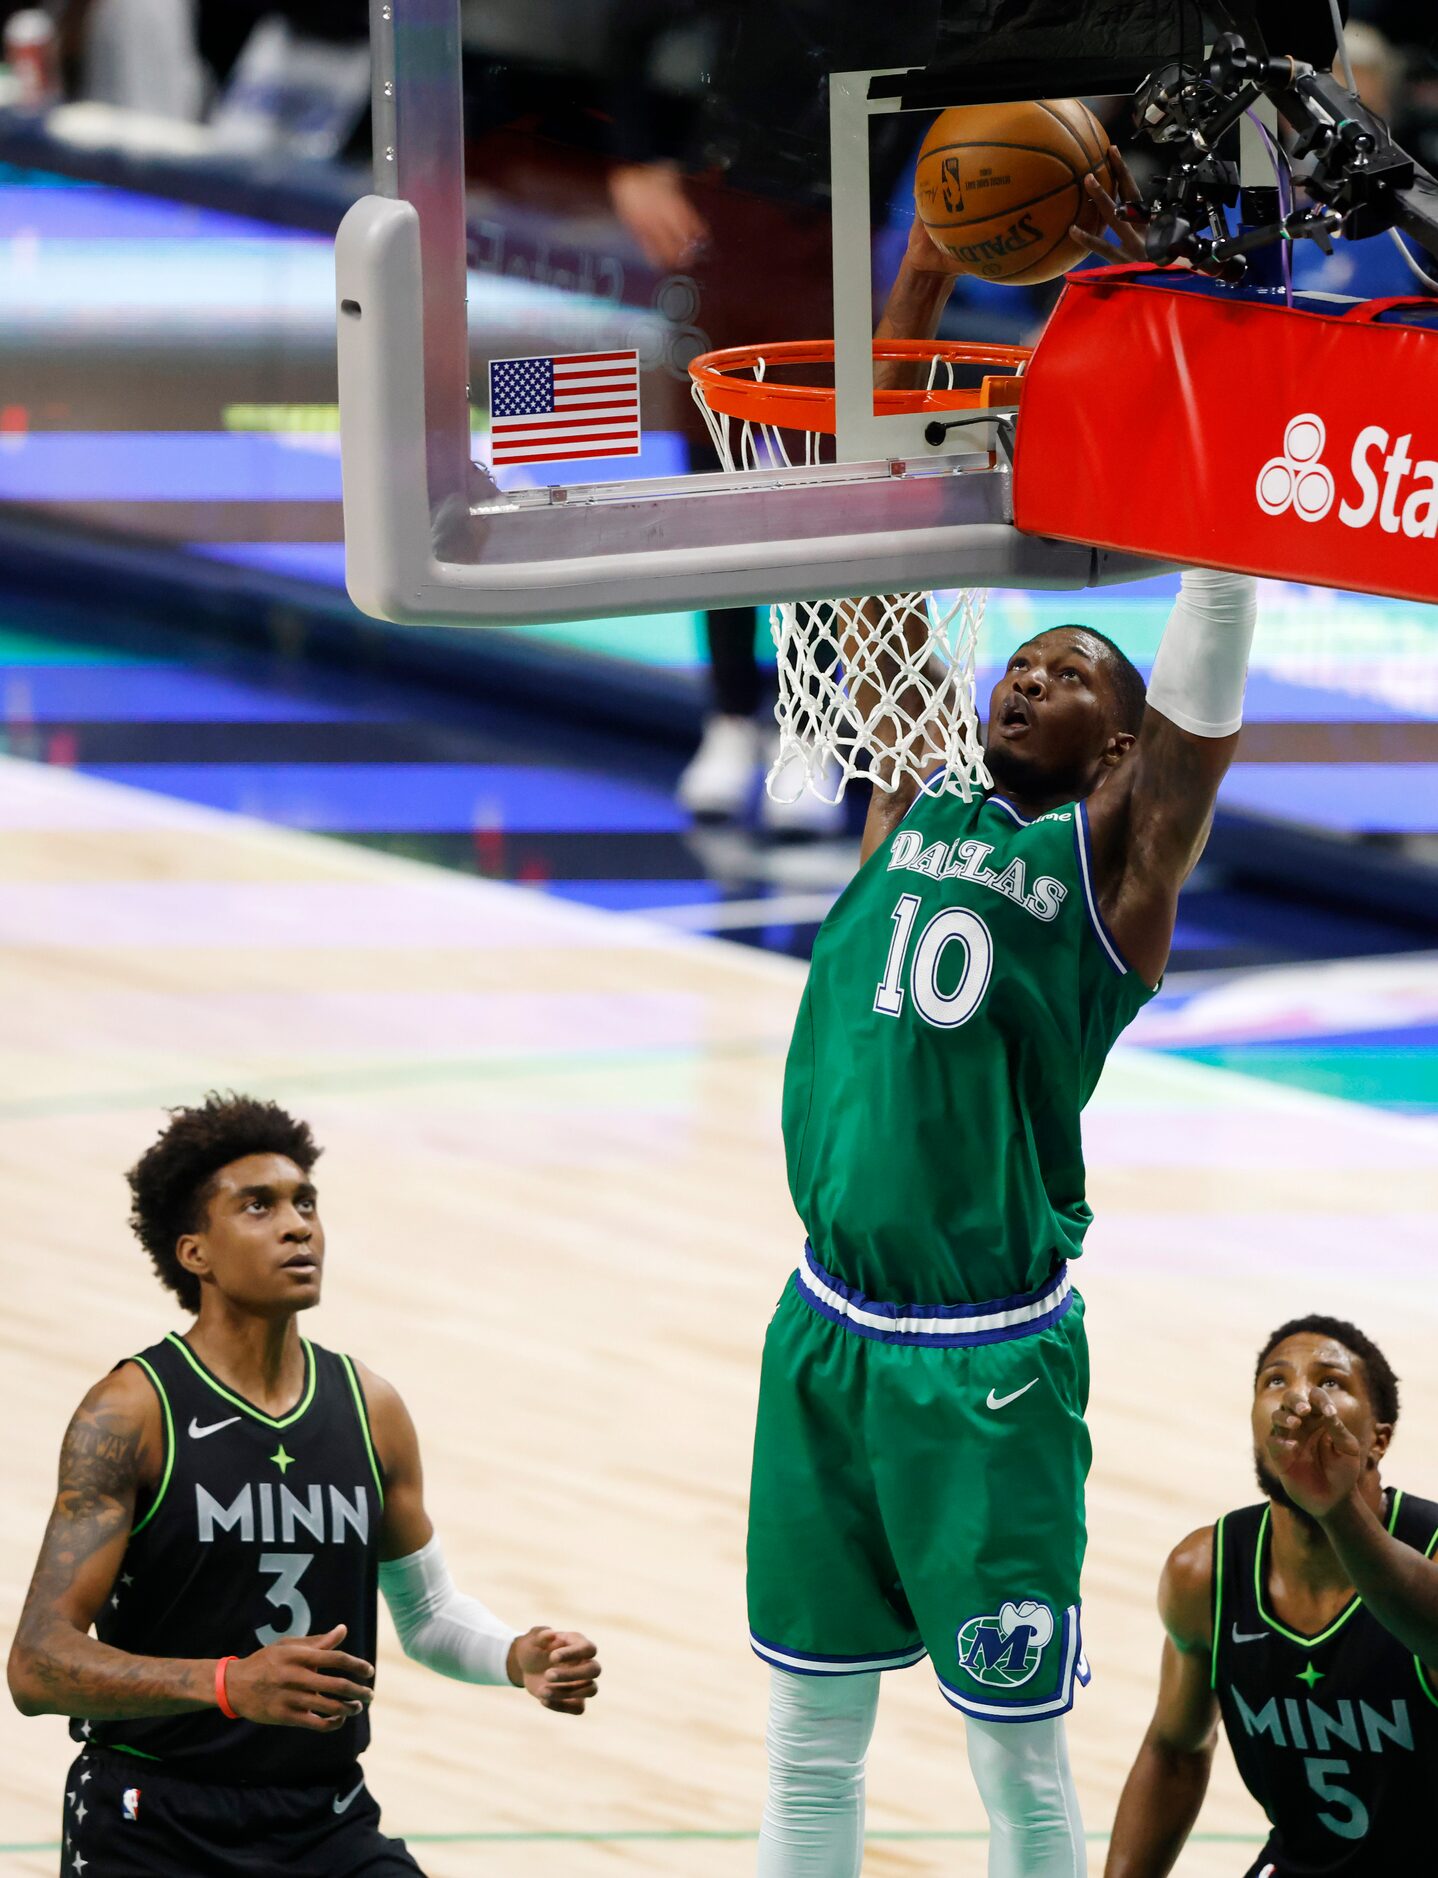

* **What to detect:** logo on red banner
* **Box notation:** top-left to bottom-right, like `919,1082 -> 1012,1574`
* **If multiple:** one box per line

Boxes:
1011,271 -> 1438,603
1257,412 -> 1438,539
1256,415 -> 1334,522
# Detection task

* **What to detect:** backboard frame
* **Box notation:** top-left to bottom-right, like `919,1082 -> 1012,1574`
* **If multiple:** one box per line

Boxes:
336,0 -> 1170,627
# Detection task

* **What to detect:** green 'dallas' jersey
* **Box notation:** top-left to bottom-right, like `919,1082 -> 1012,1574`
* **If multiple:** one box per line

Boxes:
782,786 -> 1156,1305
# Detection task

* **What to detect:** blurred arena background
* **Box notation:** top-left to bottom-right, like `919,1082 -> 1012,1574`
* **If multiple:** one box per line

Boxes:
0,1 -> 1436,1872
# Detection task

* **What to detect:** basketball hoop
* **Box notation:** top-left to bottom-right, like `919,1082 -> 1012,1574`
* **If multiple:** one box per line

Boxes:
689,338 -> 1030,805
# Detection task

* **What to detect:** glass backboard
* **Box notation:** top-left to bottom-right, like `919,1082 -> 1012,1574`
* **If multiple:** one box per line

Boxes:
336,0 -> 1347,626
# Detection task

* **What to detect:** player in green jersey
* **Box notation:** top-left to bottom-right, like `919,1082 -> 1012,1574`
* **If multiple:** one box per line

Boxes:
748,167 -> 1259,1878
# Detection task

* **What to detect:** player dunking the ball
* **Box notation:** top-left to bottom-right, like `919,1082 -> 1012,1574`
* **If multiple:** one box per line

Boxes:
7,1095 -> 599,1876
746,156 -> 1255,1876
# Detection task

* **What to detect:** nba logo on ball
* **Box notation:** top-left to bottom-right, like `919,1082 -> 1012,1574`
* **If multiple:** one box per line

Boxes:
121,1786 -> 141,1820
956,1600 -> 1055,1688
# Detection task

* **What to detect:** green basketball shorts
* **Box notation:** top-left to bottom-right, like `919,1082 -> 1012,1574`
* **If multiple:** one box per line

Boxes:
746,1243 -> 1092,1722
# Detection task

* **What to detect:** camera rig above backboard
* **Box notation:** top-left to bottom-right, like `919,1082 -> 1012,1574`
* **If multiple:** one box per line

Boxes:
1131,32 -> 1438,279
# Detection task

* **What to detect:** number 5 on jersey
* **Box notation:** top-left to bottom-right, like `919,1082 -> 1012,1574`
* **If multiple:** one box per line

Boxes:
874,893 -> 994,1029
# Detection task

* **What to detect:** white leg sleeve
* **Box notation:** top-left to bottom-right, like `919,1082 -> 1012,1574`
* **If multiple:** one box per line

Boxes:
965,1715 -> 1086,1878
755,1669 -> 879,1878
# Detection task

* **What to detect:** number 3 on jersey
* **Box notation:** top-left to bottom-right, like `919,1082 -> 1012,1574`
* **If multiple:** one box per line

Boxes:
874,892 -> 994,1029
256,1552 -> 314,1646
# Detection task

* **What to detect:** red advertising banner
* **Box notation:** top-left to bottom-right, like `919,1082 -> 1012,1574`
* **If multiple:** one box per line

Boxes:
1012,266 -> 1438,605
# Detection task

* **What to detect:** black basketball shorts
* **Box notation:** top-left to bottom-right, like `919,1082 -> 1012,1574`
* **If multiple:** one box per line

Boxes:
60,1747 -> 426,1877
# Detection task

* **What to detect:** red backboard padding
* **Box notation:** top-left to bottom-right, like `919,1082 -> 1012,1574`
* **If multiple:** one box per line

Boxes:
1012,266 -> 1438,604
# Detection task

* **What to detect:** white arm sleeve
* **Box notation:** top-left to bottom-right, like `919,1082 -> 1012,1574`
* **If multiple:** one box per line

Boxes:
378,1536 -> 521,1688
1144,566 -> 1259,739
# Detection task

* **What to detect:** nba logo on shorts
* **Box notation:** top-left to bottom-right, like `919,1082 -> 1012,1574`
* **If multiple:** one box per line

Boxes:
121,1786 -> 141,1821
956,1600 -> 1055,1689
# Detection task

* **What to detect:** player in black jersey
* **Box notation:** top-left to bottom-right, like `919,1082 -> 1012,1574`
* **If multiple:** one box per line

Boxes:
1105,1313 -> 1438,1877
7,1094 -> 600,1877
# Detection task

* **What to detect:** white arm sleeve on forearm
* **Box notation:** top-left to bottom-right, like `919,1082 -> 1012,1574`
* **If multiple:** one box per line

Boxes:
378,1536 -> 521,1687
1144,566 -> 1259,738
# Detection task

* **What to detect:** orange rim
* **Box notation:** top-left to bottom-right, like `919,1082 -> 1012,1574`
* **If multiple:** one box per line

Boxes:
689,338 -> 1031,435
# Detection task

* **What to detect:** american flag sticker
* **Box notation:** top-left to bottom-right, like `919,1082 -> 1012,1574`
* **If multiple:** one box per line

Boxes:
487,349 -> 641,467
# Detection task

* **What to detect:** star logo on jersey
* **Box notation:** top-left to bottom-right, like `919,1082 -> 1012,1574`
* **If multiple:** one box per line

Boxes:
1297,1660 -> 1324,1690
269,1443 -> 295,1475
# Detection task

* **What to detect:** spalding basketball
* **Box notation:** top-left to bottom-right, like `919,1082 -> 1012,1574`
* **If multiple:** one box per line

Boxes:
914,99 -> 1113,286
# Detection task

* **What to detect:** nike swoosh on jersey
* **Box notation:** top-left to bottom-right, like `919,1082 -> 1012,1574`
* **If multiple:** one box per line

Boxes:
1231,1624 -> 1269,1644
188,1415 -> 242,1439
333,1779 -> 365,1814
985,1379 -> 1039,1411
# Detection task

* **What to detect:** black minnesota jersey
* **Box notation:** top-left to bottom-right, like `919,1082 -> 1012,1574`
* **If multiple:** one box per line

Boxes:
73,1332 -> 385,1783
1212,1491 -> 1438,1875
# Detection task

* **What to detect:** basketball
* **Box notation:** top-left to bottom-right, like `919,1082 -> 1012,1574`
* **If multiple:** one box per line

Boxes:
913,98 -> 1113,285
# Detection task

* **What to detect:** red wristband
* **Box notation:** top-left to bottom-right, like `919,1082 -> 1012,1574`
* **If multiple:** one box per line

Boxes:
215,1656 -> 239,1720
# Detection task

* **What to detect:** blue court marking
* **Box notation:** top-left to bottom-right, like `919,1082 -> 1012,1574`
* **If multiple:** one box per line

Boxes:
541,880 -> 722,910
0,181 -> 324,243
1,427 -> 687,506
0,664 -> 364,723
76,763 -> 689,834
187,542 -> 348,584
1218,764 -> 1438,833
0,434 -> 341,502
1175,1021 -> 1438,1056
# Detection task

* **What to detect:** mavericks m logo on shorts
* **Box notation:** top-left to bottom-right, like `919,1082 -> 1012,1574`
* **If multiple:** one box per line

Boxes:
956,1599 -> 1055,1689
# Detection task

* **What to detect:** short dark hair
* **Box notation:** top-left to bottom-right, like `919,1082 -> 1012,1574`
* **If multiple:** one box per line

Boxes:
126,1094 -> 322,1313
1254,1314 -> 1400,1427
1054,624 -> 1147,735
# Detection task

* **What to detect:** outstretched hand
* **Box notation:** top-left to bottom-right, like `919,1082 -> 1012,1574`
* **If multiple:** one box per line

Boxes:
1266,1387 -> 1364,1521
1069,146 -> 1150,264
506,1626 -> 601,1715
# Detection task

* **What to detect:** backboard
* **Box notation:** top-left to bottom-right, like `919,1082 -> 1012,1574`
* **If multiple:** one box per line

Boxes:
335,1 -> 1340,627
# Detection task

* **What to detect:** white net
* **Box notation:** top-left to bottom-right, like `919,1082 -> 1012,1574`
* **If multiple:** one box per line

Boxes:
692,355 -> 992,806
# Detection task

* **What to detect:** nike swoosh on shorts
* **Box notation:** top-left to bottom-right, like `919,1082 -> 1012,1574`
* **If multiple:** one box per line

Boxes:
188,1415 -> 242,1439
985,1379 -> 1039,1411
333,1779 -> 365,1814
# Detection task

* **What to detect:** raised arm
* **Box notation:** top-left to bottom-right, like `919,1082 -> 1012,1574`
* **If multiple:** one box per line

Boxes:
1105,1527 -> 1222,1878
8,1365 -> 376,1731
359,1361 -> 601,1713
1267,1388 -> 1438,1669
1088,567 -> 1257,985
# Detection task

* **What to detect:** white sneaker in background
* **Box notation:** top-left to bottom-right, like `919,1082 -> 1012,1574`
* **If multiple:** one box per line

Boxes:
676,715 -> 764,821
760,747 -> 848,839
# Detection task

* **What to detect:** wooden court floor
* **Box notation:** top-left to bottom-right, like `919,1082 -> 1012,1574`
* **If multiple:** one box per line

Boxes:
2,751 -> 1435,1876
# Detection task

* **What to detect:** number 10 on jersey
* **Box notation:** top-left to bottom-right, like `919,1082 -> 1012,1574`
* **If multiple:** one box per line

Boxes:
874,894 -> 994,1030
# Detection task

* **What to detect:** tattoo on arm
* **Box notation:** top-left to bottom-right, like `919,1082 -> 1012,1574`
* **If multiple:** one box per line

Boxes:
10,1396 -> 212,1720
1137,717 -> 1223,873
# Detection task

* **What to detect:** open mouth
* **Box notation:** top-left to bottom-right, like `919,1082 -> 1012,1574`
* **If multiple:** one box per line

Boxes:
998,695 -> 1032,734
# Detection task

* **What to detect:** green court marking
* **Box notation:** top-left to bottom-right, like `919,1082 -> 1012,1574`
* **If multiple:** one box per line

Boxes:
0,1830 -> 1266,1852
1166,1043 -> 1438,1115
0,625 -> 155,666
519,609 -> 708,671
